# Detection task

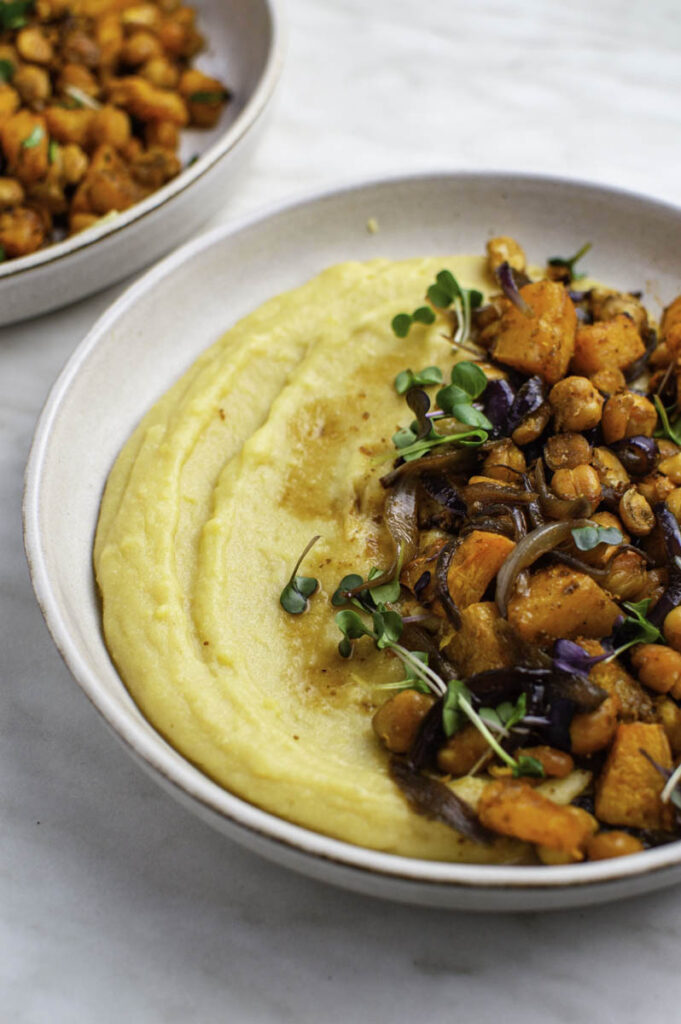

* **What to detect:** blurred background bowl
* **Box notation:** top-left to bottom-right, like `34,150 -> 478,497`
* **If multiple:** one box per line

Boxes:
0,0 -> 284,326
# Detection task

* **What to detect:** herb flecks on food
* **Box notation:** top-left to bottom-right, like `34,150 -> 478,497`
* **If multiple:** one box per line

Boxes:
0,0 -> 34,30
279,535 -> 321,615
394,366 -> 442,394
547,242 -> 592,281
190,89 -> 230,104
21,124 -> 44,149
0,58 -> 14,82
571,524 -> 623,552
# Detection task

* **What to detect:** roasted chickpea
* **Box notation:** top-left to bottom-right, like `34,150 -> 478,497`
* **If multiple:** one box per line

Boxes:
486,235 -> 526,274
658,439 -> 681,459
0,177 -> 24,207
61,143 -> 88,185
544,432 -> 592,472
16,26 -> 53,65
603,549 -> 648,601
577,511 -> 628,568
0,205 -> 45,255
121,30 -> 162,66
655,696 -> 681,755
637,473 -> 676,506
570,696 -> 619,755
372,690 -> 434,754
590,367 -> 627,395
590,288 -> 648,333
551,464 -> 601,505
591,446 -> 629,489
481,438 -> 526,483
139,55 -> 180,89
549,375 -> 604,432
0,84 -> 20,123
13,65 -> 51,107
58,63 -> 100,99
437,724 -> 489,775
89,106 -> 131,150
515,746 -> 574,778
601,392 -> 658,444
657,451 -> 681,485
664,607 -> 681,652
145,119 -> 179,149
586,831 -> 644,861
666,487 -> 681,524
511,403 -> 551,446
619,487 -> 655,536
631,645 -> 681,696
121,4 -> 163,33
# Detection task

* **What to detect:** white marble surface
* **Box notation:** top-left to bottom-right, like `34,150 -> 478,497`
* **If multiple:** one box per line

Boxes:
4,0 -> 681,1019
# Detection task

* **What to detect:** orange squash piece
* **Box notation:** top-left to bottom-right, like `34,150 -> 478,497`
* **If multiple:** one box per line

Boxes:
478,779 -> 597,856
507,564 -> 620,643
445,531 -> 515,609
572,314 -> 645,375
491,279 -> 576,385
595,723 -> 674,830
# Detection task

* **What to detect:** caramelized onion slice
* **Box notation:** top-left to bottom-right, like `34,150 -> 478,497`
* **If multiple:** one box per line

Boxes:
495,518 -> 594,616
389,757 -> 492,845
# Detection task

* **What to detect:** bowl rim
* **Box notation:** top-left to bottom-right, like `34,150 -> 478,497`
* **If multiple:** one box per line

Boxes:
0,0 -> 286,281
23,168 -> 681,895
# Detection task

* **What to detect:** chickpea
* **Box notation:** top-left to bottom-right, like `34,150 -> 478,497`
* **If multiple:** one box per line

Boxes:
544,432 -> 592,472
0,177 -> 24,207
511,403 -> 551,446
179,68 -> 228,128
655,696 -> 681,755
89,106 -> 131,151
590,367 -> 626,395
107,75 -> 188,125
549,375 -> 604,432
437,724 -> 489,775
121,4 -> 163,33
61,29 -> 101,68
537,845 -> 582,865
658,439 -> 681,459
578,510 -> 628,568
590,288 -> 648,333
631,644 -> 681,696
58,63 -> 100,99
619,487 -> 655,536
592,447 -> 630,489
657,451 -> 681,485
13,65 -> 51,108
637,473 -> 676,506
129,145 -> 180,188
486,235 -> 526,274
481,438 -> 526,483
666,487 -> 681,524
664,607 -> 681,651
121,30 -> 162,66
0,205 -> 45,255
515,746 -> 574,778
0,85 -> 20,124
601,392 -> 658,444
570,696 -> 619,755
586,831 -> 644,861
145,119 -> 179,150
96,13 -> 124,70
636,568 -> 668,608
158,9 -> 202,58
70,211 -> 99,234
45,107 -> 94,147
16,27 -> 53,65
140,56 -> 180,89
61,143 -> 88,185
551,464 -> 601,505
372,690 -> 434,754
603,549 -> 648,600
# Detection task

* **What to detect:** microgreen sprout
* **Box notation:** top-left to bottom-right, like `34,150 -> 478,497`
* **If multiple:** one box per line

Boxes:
435,360 -> 492,430
394,366 -> 442,394
553,599 -> 663,679
391,306 -> 436,338
547,241 -> 592,281
0,58 -> 14,83
279,535 -> 321,614
190,89 -> 230,104
391,426 -> 488,462
654,395 -> 681,447
0,0 -> 34,30
571,524 -> 623,552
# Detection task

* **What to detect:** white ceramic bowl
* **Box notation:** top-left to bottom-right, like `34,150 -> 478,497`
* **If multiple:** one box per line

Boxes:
24,172 -> 681,911
0,0 -> 284,326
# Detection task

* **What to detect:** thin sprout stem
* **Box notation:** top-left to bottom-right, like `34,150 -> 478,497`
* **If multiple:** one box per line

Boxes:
289,534 -> 321,582
459,696 -> 517,769
389,642 -> 447,696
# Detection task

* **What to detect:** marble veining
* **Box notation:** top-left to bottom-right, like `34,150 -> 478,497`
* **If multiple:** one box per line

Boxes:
3,0 -> 681,1020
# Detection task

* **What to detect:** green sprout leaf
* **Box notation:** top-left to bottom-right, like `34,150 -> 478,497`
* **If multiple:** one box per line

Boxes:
0,58 -> 14,82
392,426 -> 419,449
391,313 -> 413,338
372,607 -> 403,648
335,608 -> 372,640
412,305 -> 436,325
571,524 -> 623,552
48,139 -> 59,164
279,535 -> 320,615
391,427 -> 488,462
189,90 -> 229,104
547,242 -> 592,280
442,679 -> 472,737
0,0 -> 34,30
21,125 -> 44,149
331,573 -> 364,607
427,283 -> 452,309
450,361 -> 488,400
367,566 -> 401,605
654,395 -> 681,447
513,755 -> 546,779
621,598 -> 662,645
394,365 -> 443,395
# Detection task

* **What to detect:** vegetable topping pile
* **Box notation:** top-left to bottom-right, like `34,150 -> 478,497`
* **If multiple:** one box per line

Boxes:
0,0 -> 229,260
282,235 -> 681,865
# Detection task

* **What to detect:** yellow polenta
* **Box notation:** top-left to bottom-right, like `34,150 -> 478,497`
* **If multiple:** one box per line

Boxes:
94,255 -> 527,862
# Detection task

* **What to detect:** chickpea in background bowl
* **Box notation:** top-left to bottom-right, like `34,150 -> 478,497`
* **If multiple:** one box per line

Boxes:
0,0 -> 229,259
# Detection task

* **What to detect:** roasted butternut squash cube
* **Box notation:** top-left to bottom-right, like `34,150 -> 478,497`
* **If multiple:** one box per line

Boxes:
445,531 -> 515,610
444,601 -> 518,676
572,314 -> 645,375
491,279 -> 576,385
661,296 -> 681,359
577,639 -> 655,722
507,565 -> 620,643
595,723 -> 674,830
478,779 -> 597,856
